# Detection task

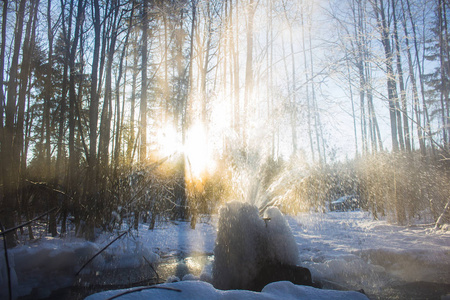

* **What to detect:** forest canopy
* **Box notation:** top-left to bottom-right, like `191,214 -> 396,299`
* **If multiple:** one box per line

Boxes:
0,0 -> 449,247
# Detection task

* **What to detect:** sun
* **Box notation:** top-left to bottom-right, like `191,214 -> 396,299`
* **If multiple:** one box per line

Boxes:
184,123 -> 215,179
156,122 -> 215,179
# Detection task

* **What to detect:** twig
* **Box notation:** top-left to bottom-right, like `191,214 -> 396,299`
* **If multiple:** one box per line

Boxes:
25,180 -> 74,200
0,207 -> 57,236
105,285 -> 182,300
143,255 -> 160,283
75,231 -> 128,277
0,221 -> 12,300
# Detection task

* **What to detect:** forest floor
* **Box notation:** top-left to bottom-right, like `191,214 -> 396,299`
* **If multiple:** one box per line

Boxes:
1,210 -> 449,299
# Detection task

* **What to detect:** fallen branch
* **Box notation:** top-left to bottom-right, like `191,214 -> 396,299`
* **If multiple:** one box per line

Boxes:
435,200 -> 450,229
0,207 -> 57,236
25,180 -> 74,200
143,255 -> 160,283
75,231 -> 128,277
105,285 -> 182,300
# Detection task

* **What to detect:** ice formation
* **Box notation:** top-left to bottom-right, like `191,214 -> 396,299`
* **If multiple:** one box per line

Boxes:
263,206 -> 299,266
212,202 -> 300,290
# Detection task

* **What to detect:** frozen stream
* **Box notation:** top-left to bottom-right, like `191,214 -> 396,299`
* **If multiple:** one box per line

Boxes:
3,211 -> 450,299
20,251 -> 450,300
16,253 -> 213,300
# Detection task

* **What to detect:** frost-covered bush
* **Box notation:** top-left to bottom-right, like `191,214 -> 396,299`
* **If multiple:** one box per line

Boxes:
356,153 -> 450,224
212,202 -> 299,290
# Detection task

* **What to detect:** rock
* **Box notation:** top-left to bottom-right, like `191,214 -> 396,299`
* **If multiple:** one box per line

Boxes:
249,262 -> 314,292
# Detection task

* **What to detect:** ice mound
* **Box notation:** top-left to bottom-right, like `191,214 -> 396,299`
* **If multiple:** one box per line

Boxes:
212,202 -> 301,290
263,207 -> 299,266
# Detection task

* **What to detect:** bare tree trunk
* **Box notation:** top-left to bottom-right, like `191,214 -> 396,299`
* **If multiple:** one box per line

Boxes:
99,0 -> 119,179
0,1 -> 7,229
45,0 -> 53,176
268,0 -> 275,158
114,5 -> 134,172
438,0 -> 449,149
56,0 -> 72,235
2,0 -> 27,248
308,11 -> 325,163
443,1 -> 450,149
280,0 -> 298,157
67,0 -> 84,189
442,1 -> 450,150
353,0 -> 368,155
201,0 -> 212,126
368,88 -> 384,151
392,0 -> 412,152
401,0 -> 425,156
373,0 -> 400,152
232,0 -> 240,136
405,0 -> 434,155
140,0 -> 149,163
243,0 -> 255,149
88,0 -> 101,193
127,30 -> 139,163
17,0 -> 39,185
374,0 -> 406,224
346,60 -> 359,157
0,0 -> 6,179
301,6 -> 313,159
46,0 -> 57,237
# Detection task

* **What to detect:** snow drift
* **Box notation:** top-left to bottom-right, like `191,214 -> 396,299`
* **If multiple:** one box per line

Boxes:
0,235 -> 159,299
85,280 -> 369,300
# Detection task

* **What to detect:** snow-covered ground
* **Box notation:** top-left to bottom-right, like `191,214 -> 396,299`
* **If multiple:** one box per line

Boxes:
85,280 -> 368,300
292,212 -> 450,298
1,210 -> 449,299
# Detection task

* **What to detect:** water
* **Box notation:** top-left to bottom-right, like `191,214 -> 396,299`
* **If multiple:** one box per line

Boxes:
367,281 -> 450,300
18,253 -> 213,300
318,278 -> 450,300
157,252 -> 214,280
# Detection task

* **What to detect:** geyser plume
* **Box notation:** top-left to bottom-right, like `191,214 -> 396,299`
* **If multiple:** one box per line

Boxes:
212,201 -> 301,290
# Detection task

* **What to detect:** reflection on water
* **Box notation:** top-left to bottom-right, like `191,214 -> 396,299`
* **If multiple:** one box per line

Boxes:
22,253 -> 214,300
157,252 -> 214,280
